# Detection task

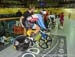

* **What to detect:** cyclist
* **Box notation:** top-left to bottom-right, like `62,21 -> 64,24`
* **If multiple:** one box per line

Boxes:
48,11 -> 56,25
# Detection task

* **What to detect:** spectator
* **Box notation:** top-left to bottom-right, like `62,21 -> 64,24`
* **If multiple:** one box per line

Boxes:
68,13 -> 71,19
16,10 -> 22,17
59,12 -> 64,29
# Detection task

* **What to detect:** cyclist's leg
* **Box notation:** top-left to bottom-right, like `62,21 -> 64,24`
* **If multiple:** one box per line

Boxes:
32,24 -> 40,35
26,24 -> 40,46
40,31 -> 47,39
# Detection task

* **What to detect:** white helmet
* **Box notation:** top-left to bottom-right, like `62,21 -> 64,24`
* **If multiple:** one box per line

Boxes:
40,10 -> 47,15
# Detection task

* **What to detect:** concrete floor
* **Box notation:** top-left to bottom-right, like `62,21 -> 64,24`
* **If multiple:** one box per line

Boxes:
64,18 -> 75,57
53,16 -> 75,57
0,16 -> 75,57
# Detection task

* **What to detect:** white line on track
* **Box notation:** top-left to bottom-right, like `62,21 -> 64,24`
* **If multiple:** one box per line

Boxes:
42,40 -> 59,57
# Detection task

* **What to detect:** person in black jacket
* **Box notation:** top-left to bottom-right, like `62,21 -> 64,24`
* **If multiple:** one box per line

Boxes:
16,10 -> 22,17
20,4 -> 40,36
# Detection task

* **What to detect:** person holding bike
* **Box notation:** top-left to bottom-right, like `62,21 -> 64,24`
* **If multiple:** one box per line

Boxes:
20,4 -> 40,37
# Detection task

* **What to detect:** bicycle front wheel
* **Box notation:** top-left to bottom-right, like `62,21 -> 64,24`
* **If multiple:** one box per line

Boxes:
39,35 -> 52,49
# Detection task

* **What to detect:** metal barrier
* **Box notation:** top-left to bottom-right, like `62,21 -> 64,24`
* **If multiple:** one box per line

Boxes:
0,17 -> 20,21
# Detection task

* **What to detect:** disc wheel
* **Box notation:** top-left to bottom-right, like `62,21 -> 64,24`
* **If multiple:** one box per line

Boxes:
14,35 -> 30,51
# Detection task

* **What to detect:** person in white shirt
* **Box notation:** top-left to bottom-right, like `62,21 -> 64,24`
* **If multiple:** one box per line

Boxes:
48,12 -> 56,24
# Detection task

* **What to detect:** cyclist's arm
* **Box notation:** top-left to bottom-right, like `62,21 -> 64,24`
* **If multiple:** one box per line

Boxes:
20,16 -> 24,27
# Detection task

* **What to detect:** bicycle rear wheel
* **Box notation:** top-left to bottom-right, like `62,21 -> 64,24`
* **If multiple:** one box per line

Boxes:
14,35 -> 30,51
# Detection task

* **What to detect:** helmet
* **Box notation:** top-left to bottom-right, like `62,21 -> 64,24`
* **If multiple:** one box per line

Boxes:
40,10 -> 47,15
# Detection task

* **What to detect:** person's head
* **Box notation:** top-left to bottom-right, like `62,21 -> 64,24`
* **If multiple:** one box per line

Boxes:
28,4 -> 35,14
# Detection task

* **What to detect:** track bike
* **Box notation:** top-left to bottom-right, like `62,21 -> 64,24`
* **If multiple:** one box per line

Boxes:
14,29 -> 52,51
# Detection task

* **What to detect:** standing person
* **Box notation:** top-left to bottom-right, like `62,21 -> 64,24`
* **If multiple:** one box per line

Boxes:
20,5 -> 33,36
20,4 -> 40,36
16,10 -> 22,17
59,12 -> 64,29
